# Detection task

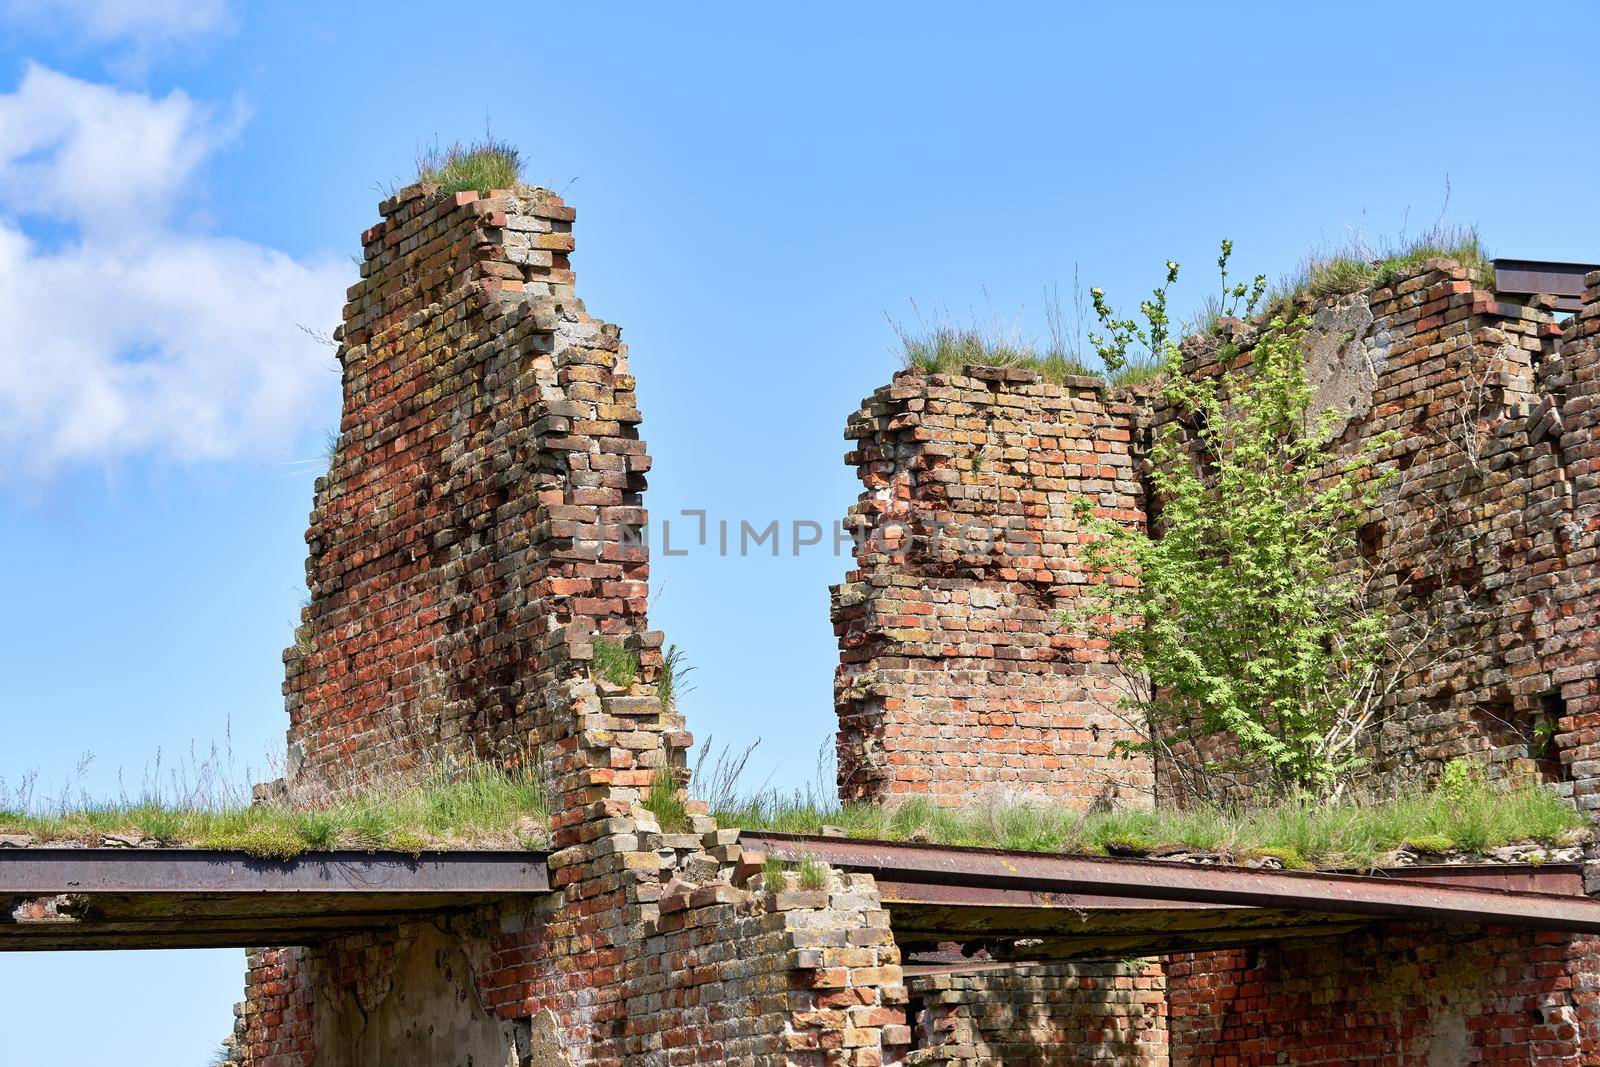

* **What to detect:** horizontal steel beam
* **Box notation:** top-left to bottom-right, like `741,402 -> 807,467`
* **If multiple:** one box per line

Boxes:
1494,258 -> 1596,312
740,832 -> 1600,934
0,849 -> 550,895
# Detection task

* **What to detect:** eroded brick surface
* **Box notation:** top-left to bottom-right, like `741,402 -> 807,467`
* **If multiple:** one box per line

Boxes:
908,962 -> 1167,1065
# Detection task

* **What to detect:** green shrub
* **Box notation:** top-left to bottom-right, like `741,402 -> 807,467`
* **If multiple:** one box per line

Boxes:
1439,758 -> 1487,804
1074,242 -> 1392,800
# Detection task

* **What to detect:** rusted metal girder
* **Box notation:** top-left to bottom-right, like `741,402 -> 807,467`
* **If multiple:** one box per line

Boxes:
0,849 -> 552,950
1494,258 -> 1598,312
739,832 -> 1600,934
0,848 -> 550,895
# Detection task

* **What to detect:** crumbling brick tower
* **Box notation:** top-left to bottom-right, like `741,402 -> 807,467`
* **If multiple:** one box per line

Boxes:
278,182 -> 653,795
235,183 -> 910,1066
833,369 -> 1154,807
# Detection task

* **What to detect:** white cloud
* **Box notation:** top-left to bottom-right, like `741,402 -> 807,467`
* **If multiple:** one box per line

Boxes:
0,65 -> 348,475
0,65 -> 231,235
2,0 -> 231,51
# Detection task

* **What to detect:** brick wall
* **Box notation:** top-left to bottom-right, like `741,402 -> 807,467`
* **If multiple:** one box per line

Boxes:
832,367 -> 1153,807
1152,261 -> 1593,800
242,676 -> 911,1066
237,180 -> 912,1066
832,263 -> 1600,1066
908,961 -> 1167,1065
837,263 -> 1600,806
280,182 -> 652,796
1168,924 -> 1600,1065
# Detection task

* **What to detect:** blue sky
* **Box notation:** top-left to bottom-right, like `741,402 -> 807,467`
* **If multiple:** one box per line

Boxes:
1,2 -> 1597,1062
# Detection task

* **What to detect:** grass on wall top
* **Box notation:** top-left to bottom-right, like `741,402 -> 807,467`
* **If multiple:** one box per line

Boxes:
3,742 -> 1582,872
0,761 -> 550,860
416,136 -> 523,195
716,776 -> 1585,871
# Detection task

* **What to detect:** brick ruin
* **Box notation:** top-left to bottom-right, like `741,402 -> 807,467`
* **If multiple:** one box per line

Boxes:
834,260 -> 1600,1061
230,175 -> 1600,1065
833,372 -> 1152,807
834,259 -> 1600,806
235,183 -> 908,1066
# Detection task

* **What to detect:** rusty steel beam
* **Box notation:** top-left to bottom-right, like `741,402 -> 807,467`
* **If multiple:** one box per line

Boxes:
1365,862 -> 1583,896
739,832 -> 1600,933
1494,258 -> 1597,312
0,848 -> 550,896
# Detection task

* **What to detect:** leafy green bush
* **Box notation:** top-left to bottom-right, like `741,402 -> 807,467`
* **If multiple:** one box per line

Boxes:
1072,243 -> 1392,800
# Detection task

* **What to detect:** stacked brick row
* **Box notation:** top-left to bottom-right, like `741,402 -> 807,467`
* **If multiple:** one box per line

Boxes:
907,962 -> 1167,1065
280,183 -> 652,796
832,366 -> 1154,807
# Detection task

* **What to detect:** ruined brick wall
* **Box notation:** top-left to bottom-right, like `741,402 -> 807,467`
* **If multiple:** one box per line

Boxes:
234,948 -> 312,1067
833,367 -> 1153,807
241,674 -> 911,1066
1154,262 -> 1600,801
239,181 -> 912,1067
831,266 -> 1600,1067
837,263 -> 1600,807
1539,271 -> 1600,815
280,182 -> 651,795
1167,924 -> 1600,1064
908,961 -> 1167,1065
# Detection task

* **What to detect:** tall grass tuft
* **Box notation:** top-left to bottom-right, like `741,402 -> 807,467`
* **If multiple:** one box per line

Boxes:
1276,224 -> 1493,306
642,766 -> 689,833
658,643 -> 695,710
590,636 -> 639,689
894,302 -> 1102,385
416,136 -> 523,196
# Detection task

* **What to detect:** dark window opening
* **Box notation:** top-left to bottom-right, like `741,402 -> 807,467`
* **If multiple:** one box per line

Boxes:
1534,692 -> 1571,784
1358,521 -> 1386,566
